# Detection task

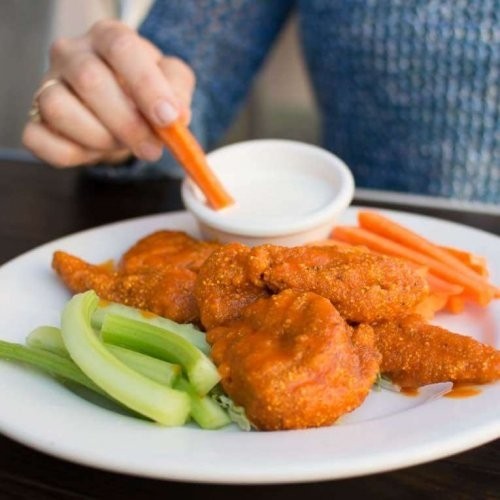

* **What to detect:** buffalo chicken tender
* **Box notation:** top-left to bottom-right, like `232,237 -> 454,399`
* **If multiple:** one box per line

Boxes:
373,314 -> 500,388
120,230 -> 220,273
207,290 -> 381,430
195,243 -> 270,330
196,243 -> 429,329
52,251 -> 199,323
253,245 -> 429,324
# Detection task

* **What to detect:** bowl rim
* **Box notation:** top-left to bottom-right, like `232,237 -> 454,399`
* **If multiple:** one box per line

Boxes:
181,139 -> 355,237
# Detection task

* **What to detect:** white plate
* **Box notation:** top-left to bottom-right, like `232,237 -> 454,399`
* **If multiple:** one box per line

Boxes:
0,208 -> 498,484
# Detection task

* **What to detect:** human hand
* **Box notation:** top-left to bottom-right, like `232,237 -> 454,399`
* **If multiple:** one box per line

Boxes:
22,19 -> 196,168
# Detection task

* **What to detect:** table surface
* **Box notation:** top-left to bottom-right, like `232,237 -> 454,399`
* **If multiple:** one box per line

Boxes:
0,159 -> 498,499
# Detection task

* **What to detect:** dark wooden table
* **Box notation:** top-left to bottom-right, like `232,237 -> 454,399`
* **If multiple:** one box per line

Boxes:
0,158 -> 498,499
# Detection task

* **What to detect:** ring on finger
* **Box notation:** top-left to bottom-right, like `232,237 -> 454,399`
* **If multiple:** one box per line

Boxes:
28,78 -> 61,123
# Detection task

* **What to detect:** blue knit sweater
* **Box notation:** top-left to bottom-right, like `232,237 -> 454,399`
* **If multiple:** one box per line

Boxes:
101,0 -> 500,203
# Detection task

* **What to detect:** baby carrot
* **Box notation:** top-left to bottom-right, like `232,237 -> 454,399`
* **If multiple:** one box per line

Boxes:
426,273 -> 464,296
446,294 -> 467,314
156,120 -> 234,210
438,245 -> 489,277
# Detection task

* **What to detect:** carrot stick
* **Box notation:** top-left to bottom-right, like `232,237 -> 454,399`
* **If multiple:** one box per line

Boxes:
156,120 -> 234,210
357,211 -> 491,285
446,295 -> 466,314
438,245 -> 489,277
426,273 -> 464,296
332,226 -> 495,306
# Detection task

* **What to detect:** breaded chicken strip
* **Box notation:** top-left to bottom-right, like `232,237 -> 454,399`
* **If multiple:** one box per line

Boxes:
254,245 -> 428,324
52,251 -> 198,323
195,243 -> 269,330
207,290 -> 381,430
120,230 -> 220,273
195,243 -> 428,329
373,314 -> 500,388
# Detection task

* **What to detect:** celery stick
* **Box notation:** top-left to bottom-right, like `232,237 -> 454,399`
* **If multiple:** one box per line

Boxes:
105,343 -> 181,387
26,325 -> 180,388
91,301 -> 209,354
26,326 -> 69,358
0,339 -> 105,396
61,291 -> 190,426
101,314 -> 220,396
23,325 -> 183,416
176,378 -> 231,430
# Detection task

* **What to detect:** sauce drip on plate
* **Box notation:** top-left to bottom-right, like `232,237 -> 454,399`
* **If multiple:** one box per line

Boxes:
444,383 -> 481,399
400,387 -> 419,397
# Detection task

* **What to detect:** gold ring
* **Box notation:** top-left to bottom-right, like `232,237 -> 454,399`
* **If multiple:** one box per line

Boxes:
28,78 -> 61,123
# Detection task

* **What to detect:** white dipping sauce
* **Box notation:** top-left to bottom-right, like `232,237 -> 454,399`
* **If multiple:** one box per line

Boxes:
181,140 -> 355,245
218,169 -> 337,226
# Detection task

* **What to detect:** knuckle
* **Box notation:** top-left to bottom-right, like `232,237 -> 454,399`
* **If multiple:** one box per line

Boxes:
49,37 -> 70,61
38,90 -> 66,123
72,57 -> 104,91
179,65 -> 196,89
163,55 -> 182,66
183,64 -> 196,88
138,37 -> 162,60
90,18 -> 120,37
165,56 -> 196,82
107,32 -> 137,60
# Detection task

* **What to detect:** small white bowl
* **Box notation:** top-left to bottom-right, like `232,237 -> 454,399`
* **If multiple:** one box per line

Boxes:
181,139 -> 355,246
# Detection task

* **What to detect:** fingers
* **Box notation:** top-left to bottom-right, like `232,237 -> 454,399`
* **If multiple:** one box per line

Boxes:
37,80 -> 118,151
26,19 -> 198,169
55,45 -> 164,161
90,20 -> 181,127
22,121 -> 102,168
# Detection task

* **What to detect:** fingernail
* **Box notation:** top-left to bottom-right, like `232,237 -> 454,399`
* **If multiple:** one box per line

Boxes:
137,140 -> 163,161
154,100 -> 179,126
